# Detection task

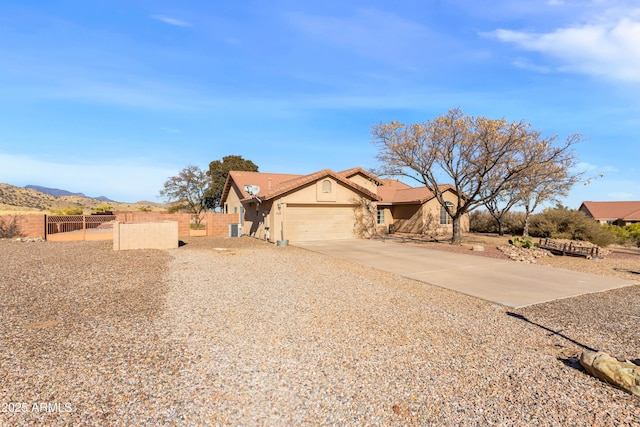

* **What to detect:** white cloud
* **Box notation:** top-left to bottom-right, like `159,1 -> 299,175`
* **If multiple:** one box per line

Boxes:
490,11 -> 640,83
511,58 -> 552,73
574,161 -> 598,172
607,191 -> 634,199
152,15 -> 192,28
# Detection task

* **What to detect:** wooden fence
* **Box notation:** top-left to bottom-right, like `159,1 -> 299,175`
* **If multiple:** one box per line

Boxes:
538,238 -> 601,258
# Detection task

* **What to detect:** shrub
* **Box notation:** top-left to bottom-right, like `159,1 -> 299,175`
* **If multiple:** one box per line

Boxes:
603,224 -> 629,244
53,206 -> 83,215
529,207 -> 616,247
0,215 -> 24,238
469,210 -> 525,235
625,223 -> 640,247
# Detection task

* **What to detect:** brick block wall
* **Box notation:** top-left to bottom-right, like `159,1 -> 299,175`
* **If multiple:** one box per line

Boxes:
115,212 -> 191,236
114,212 -> 240,237
0,211 -> 241,240
0,214 -> 45,238
113,221 -> 179,250
203,213 -> 238,237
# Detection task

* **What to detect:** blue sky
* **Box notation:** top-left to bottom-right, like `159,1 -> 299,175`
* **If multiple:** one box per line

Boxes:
0,0 -> 638,206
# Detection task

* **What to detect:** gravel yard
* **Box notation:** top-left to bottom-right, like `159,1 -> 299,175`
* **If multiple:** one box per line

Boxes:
1,236 -> 638,426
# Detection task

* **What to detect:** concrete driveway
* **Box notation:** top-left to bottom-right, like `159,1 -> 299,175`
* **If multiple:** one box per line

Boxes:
295,239 -> 636,308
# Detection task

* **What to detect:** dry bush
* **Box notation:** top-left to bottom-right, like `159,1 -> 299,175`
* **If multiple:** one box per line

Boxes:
0,215 -> 24,238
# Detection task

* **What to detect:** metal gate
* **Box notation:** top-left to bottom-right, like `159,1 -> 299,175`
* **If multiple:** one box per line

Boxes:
45,215 -> 117,241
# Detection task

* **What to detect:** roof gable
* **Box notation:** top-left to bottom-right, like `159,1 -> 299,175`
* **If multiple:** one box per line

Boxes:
220,171 -> 303,206
337,167 -> 382,185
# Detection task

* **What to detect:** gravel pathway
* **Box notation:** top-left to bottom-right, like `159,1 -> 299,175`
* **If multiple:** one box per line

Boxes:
1,237 -> 638,426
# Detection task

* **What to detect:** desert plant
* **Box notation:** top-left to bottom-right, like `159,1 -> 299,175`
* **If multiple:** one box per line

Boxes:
529,207 -> 616,247
509,236 -> 534,248
603,224 -> 630,245
470,210 -> 525,235
0,215 -> 24,238
53,206 -> 84,215
625,223 -> 640,247
95,204 -> 112,213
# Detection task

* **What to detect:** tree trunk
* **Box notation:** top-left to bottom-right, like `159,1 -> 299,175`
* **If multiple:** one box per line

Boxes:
523,212 -> 531,237
497,219 -> 504,236
451,216 -> 462,245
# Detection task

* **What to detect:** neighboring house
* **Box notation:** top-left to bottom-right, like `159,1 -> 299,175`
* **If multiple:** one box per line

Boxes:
579,201 -> 640,226
220,167 -> 468,243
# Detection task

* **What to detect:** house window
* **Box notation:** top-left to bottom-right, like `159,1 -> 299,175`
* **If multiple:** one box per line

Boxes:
440,202 -> 454,225
376,208 -> 385,225
322,179 -> 332,193
233,206 -> 237,214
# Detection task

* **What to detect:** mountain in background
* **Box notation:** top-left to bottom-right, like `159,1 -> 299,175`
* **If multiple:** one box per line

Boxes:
0,183 -> 165,213
25,185 -> 116,203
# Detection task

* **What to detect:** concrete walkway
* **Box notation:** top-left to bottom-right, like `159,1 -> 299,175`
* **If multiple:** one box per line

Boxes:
295,239 -> 636,308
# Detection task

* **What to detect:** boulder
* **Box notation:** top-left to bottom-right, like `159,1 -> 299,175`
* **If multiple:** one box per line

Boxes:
579,350 -> 640,397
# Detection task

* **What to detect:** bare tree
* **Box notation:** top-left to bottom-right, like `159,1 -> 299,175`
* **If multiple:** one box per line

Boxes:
485,133 -> 583,236
518,135 -> 583,236
372,108 -> 582,244
159,165 -> 209,227
484,185 -> 523,236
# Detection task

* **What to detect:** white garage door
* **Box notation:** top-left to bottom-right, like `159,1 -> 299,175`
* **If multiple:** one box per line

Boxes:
285,205 -> 357,242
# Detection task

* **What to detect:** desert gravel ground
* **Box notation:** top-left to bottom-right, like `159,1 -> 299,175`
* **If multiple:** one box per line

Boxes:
0,236 -> 638,426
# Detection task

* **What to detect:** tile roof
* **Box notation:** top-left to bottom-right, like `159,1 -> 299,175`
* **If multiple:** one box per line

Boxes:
377,180 -> 455,204
220,171 -> 302,204
221,168 -> 457,207
221,169 -> 380,205
580,201 -> 640,220
337,167 -> 383,185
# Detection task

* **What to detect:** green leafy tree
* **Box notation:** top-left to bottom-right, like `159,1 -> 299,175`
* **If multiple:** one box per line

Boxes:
159,165 -> 209,227
205,155 -> 259,210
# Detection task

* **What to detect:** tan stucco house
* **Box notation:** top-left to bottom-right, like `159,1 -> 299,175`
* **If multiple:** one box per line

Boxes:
220,167 -> 468,243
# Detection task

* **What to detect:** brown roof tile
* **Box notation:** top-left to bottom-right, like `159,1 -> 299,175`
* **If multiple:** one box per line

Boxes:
377,180 -> 455,205
337,167 -> 382,185
221,168 -> 380,204
220,171 -> 303,205
580,201 -> 640,220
